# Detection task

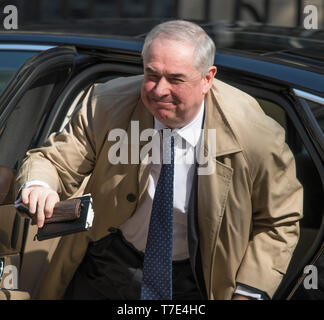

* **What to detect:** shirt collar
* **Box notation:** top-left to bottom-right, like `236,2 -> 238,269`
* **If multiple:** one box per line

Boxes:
154,101 -> 204,148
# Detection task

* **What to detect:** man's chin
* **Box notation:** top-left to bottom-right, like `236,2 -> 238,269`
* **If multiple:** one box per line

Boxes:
156,108 -> 171,117
155,109 -> 174,122
155,112 -> 183,129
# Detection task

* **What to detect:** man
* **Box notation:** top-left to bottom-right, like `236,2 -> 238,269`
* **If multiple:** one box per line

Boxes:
16,20 -> 303,300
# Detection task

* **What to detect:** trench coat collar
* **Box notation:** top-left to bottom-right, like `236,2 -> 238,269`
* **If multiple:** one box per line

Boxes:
203,81 -> 243,158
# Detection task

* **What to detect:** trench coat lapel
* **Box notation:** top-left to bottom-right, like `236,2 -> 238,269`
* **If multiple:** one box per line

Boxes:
197,87 -> 242,297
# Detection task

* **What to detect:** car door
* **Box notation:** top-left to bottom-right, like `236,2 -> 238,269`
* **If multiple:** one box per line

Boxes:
216,68 -> 324,300
0,46 -> 76,299
284,90 -> 324,300
0,43 -> 143,299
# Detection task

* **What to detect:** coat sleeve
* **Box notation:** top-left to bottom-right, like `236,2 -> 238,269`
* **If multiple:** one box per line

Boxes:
235,128 -> 303,298
15,85 -> 97,200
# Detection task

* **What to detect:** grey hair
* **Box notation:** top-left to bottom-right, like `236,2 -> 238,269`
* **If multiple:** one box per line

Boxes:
141,20 -> 216,75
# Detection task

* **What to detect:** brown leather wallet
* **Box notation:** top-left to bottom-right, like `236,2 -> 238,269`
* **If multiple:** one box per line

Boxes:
40,199 -> 82,224
36,194 -> 93,241
15,194 -> 93,241
15,198 -> 82,225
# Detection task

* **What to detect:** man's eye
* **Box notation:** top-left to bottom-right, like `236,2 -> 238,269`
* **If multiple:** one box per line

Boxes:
147,74 -> 159,81
169,78 -> 183,84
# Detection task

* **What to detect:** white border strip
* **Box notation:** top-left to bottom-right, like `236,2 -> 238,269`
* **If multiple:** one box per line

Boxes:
293,88 -> 324,105
0,44 -> 55,51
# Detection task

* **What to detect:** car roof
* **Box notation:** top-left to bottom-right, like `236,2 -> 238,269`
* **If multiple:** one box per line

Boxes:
1,19 -> 323,48
0,19 -> 323,95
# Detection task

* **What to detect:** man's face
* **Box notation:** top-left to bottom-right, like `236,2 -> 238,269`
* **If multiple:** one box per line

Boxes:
141,37 -> 216,128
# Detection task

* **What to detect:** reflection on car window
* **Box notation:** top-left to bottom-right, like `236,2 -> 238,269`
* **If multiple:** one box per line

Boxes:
305,99 -> 324,134
0,51 -> 39,94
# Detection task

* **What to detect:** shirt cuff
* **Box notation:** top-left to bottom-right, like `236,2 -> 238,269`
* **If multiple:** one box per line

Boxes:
23,180 -> 51,189
234,285 -> 263,300
15,180 -> 51,204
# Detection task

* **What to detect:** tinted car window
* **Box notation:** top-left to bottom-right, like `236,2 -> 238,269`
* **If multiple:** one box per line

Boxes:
257,98 -> 287,130
0,51 -> 39,94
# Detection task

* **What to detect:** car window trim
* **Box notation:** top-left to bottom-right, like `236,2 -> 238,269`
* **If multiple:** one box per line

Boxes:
0,44 -> 55,51
293,89 -> 324,106
292,89 -> 324,161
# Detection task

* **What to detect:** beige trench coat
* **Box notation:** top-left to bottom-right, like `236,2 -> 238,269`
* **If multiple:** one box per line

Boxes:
16,75 -> 303,300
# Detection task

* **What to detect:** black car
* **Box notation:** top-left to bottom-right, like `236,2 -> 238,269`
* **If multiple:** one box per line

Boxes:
0,20 -> 323,300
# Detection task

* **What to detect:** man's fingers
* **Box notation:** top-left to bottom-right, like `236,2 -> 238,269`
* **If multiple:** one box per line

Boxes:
36,193 -> 46,228
44,193 -> 59,218
21,187 -> 31,205
21,186 -> 60,228
28,189 -> 40,214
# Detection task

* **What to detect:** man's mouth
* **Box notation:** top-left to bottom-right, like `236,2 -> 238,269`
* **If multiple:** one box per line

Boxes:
152,99 -> 175,108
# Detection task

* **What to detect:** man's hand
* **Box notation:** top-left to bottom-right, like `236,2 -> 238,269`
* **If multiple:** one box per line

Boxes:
21,186 -> 60,228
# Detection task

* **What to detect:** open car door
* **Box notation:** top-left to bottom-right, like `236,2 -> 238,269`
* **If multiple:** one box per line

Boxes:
0,47 -> 76,299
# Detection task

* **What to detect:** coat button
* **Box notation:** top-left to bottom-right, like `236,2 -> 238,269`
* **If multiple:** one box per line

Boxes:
126,193 -> 136,202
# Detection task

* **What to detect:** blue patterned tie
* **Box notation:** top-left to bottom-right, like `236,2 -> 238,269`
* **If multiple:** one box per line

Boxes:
141,133 -> 174,300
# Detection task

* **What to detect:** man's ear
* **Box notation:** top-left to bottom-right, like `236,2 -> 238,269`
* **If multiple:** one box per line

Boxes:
202,66 -> 217,94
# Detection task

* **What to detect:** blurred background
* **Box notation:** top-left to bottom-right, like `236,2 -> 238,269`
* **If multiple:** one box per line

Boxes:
0,0 -> 323,30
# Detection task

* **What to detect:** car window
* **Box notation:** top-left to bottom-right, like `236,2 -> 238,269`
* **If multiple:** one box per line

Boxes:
0,51 -> 39,94
58,75 -> 123,132
257,98 -> 287,130
0,59 -> 73,169
256,97 -> 303,155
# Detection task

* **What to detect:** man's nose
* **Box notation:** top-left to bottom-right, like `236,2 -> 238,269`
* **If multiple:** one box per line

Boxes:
154,77 -> 170,97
